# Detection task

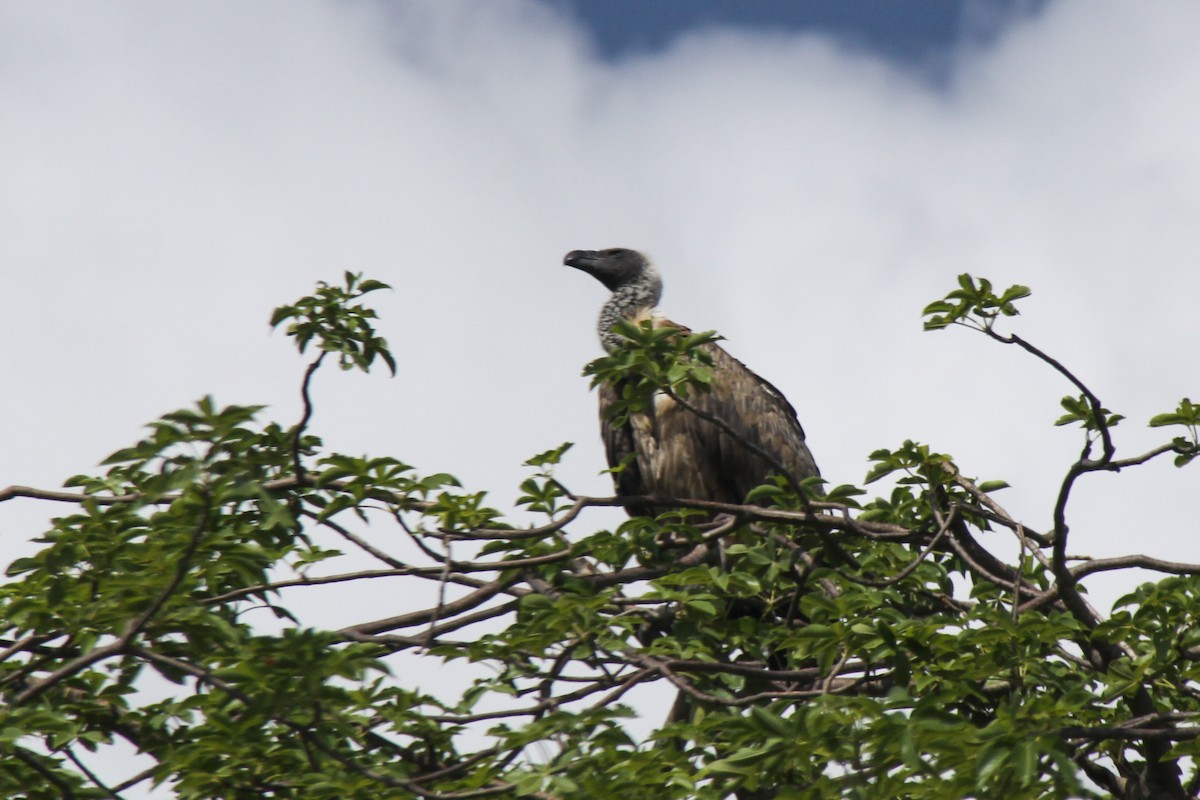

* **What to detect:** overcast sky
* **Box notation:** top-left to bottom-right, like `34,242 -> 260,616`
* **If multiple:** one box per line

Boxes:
2,1 -> 1199,786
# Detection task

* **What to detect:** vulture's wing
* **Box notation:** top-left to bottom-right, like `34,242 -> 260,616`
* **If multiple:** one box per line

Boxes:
598,379 -> 653,513
687,337 -> 822,502
597,319 -> 820,511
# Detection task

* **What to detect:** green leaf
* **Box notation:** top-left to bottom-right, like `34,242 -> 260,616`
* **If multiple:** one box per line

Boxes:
749,706 -> 792,738
976,745 -> 1009,786
523,442 -> 574,469
744,484 -> 787,504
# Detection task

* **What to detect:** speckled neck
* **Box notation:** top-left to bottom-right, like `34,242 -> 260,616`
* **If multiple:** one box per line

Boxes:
598,266 -> 662,353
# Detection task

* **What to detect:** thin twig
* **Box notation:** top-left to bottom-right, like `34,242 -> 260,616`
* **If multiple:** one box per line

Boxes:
292,351 -> 327,486
342,580 -> 517,637
986,330 -> 1115,462
65,747 -> 125,800
822,648 -> 852,694
202,567 -> 516,606
836,509 -> 955,588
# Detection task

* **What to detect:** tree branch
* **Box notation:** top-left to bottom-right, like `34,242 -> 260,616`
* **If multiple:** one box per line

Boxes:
15,499 -> 211,704
986,330 -> 1116,462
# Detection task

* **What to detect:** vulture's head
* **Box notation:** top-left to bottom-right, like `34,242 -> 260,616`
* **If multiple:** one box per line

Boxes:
565,247 -> 663,351
563,248 -> 657,293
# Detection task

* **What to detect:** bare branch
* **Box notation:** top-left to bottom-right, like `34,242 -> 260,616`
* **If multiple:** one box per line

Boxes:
202,567 -> 519,606
292,351 -> 326,487
1106,443 -> 1186,470
1062,725 -> 1200,742
1073,554 -> 1200,580
949,471 -> 1052,548
308,511 -> 407,569
342,579 -> 517,637
986,330 -> 1116,462
109,767 -> 157,794
65,747 -> 126,800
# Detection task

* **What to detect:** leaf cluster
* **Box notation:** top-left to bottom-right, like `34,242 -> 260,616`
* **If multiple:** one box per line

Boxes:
270,271 -> 396,374
922,274 -> 1031,332
582,319 -> 721,425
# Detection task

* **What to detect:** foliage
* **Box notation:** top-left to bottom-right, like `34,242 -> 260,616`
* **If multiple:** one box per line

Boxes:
0,271 -> 1197,799
583,319 -> 721,426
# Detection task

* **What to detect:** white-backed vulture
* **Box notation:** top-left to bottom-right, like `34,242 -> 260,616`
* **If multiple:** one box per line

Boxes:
564,248 -> 821,511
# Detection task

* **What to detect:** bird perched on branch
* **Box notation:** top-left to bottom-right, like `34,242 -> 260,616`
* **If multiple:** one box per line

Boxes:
563,248 -> 821,511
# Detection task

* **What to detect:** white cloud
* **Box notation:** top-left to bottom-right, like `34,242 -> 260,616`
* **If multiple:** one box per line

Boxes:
2,0 -> 1198,787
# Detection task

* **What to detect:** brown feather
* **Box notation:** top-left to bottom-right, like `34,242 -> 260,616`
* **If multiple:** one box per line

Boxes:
599,316 -> 820,514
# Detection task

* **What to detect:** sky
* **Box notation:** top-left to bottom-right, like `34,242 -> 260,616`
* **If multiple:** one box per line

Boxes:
2,0 -> 1199,790
550,0 -> 1050,76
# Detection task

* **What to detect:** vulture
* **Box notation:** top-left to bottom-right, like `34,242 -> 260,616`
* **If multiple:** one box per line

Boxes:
564,248 -> 821,510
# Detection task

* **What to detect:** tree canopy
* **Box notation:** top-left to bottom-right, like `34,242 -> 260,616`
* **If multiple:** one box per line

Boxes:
1,272 -> 1197,799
